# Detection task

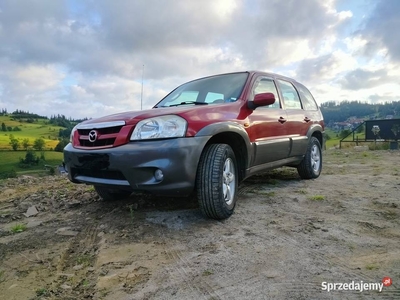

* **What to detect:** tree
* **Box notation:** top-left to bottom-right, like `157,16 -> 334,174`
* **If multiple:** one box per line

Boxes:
54,138 -> 69,152
356,124 -> 364,134
1,122 -> 6,131
33,138 -> 45,151
22,138 -> 30,150
340,129 -> 351,139
9,134 -> 20,151
19,150 -> 39,166
59,128 -> 72,138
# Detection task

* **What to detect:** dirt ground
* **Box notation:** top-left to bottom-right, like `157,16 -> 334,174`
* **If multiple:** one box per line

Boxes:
0,148 -> 399,300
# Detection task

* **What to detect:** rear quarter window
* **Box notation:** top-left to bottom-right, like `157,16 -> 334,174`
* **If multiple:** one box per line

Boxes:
296,84 -> 318,111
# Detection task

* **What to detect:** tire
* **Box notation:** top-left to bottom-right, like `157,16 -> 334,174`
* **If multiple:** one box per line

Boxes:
196,144 -> 238,220
297,136 -> 322,179
94,185 -> 132,201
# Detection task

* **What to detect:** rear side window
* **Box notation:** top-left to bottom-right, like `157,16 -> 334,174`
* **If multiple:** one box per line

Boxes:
277,79 -> 302,110
296,84 -> 318,110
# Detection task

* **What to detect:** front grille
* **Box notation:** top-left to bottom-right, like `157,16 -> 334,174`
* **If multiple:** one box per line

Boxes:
79,138 -> 116,147
73,168 -> 126,181
77,126 -> 123,147
78,126 -> 122,135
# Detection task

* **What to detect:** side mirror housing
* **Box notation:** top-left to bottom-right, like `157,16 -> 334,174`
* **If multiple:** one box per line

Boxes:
248,92 -> 276,109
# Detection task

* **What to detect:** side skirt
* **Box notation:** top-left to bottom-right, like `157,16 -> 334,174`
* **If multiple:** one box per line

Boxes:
244,156 -> 304,179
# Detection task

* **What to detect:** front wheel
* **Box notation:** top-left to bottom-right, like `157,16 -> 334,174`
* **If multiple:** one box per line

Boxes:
196,144 -> 238,220
94,185 -> 132,201
297,136 -> 322,179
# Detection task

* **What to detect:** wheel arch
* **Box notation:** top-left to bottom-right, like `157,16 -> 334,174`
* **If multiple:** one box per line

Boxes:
196,122 -> 251,182
307,124 -> 324,149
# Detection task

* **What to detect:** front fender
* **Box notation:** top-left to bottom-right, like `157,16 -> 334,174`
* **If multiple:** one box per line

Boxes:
195,122 -> 254,170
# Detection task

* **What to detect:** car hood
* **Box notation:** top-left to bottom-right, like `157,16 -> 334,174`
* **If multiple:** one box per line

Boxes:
77,101 -> 246,134
77,106 -> 204,126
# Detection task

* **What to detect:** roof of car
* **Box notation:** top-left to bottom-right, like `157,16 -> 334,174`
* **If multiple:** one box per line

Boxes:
247,70 -> 298,82
185,71 -> 299,86
199,70 -> 298,83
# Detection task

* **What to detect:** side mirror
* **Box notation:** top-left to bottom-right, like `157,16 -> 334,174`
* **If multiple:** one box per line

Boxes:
248,92 -> 276,109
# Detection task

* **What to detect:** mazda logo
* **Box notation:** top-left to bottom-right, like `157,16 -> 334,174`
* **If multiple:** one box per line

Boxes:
88,130 -> 98,142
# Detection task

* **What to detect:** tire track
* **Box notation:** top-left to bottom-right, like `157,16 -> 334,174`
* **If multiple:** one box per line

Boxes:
51,224 -> 100,298
160,226 -> 223,300
200,217 -> 384,299
237,184 -> 389,284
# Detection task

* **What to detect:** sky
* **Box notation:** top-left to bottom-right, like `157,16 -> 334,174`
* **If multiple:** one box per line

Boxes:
0,0 -> 399,119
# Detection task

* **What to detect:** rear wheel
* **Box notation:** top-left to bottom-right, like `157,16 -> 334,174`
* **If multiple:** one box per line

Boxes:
297,136 -> 322,179
196,144 -> 238,220
94,185 -> 132,201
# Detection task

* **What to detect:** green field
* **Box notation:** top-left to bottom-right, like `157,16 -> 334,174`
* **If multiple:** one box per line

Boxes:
325,127 -> 366,149
0,115 -> 68,177
0,150 -> 64,176
0,115 -> 64,150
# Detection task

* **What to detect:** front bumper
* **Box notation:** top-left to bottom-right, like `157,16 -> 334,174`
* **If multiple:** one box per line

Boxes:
63,136 -> 209,196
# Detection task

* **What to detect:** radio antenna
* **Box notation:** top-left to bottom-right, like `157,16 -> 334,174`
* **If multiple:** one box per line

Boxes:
141,64 -> 144,110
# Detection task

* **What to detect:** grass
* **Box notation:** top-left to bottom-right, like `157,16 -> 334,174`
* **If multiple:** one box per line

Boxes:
255,190 -> 276,197
266,179 -> 279,185
36,288 -> 50,297
202,269 -> 214,276
0,115 -> 64,150
296,189 -> 308,194
325,127 -> 368,149
382,210 -> 397,220
10,224 -> 27,233
0,150 -> 63,175
365,264 -> 379,270
347,242 -> 356,251
129,205 -> 135,223
0,270 -> 5,283
76,254 -> 92,267
308,195 -> 325,201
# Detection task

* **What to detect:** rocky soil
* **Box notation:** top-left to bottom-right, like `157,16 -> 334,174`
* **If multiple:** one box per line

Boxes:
0,149 -> 399,299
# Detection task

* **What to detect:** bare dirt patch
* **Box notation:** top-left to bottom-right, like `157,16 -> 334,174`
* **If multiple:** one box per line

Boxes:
0,149 -> 399,299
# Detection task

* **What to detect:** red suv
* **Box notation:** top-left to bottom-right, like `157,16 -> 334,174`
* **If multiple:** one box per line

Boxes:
64,71 -> 324,219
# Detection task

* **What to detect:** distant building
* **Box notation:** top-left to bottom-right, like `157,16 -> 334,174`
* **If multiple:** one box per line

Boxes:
333,122 -> 353,131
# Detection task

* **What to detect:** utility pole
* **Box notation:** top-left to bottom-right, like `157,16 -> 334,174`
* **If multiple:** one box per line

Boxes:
141,64 -> 144,110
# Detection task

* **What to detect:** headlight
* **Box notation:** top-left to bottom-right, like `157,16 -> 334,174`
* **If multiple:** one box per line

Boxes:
70,125 -> 78,143
130,115 -> 187,140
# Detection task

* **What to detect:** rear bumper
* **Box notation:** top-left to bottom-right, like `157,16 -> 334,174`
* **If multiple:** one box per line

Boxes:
63,137 -> 209,196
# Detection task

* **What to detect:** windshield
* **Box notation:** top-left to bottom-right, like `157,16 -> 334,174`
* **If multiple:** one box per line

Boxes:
155,72 -> 249,108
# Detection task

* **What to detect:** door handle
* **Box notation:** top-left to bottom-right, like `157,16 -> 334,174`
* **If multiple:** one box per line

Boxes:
278,117 -> 287,124
304,117 -> 311,122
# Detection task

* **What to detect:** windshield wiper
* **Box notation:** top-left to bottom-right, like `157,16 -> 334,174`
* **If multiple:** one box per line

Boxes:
168,101 -> 208,107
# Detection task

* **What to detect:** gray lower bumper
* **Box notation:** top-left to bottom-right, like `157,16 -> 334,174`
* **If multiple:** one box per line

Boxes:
63,136 -> 209,196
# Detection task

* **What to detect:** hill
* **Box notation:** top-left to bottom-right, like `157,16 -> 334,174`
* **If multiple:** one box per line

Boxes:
0,110 -> 85,177
320,100 -> 400,126
0,110 -> 85,150
0,115 -> 62,150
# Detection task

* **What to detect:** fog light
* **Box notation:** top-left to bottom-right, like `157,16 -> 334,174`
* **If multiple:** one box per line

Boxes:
154,169 -> 164,181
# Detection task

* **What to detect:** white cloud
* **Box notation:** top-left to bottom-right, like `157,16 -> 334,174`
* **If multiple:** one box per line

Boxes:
14,65 -> 64,91
0,0 -> 399,119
